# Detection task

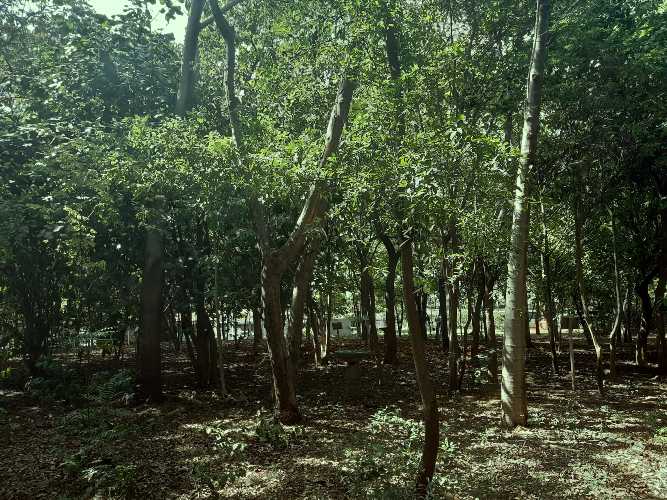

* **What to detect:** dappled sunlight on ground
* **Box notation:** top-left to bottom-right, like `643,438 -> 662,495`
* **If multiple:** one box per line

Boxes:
1,337 -> 666,498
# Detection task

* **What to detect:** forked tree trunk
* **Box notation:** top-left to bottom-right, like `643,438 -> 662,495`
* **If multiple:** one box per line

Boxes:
574,166 -> 604,394
401,238 -> 439,497
211,1 -> 354,422
287,243 -> 319,377
379,232 -> 400,364
262,264 -> 300,423
138,228 -> 163,401
501,0 -> 550,428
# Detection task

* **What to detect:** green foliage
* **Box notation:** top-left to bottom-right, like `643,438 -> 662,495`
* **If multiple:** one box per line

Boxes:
26,359 -> 83,403
86,369 -> 134,402
343,407 -> 453,498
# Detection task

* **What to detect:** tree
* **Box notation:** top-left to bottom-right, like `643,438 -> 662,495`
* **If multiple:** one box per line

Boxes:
501,0 -> 550,428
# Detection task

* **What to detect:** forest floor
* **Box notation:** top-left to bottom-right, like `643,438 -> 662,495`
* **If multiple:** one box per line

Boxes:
1,335 -> 666,499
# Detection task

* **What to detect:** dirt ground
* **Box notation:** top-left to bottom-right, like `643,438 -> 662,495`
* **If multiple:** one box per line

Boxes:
1,336 -> 666,499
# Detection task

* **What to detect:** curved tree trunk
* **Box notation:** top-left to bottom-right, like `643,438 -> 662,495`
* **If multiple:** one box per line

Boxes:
401,238 -> 439,497
501,0 -> 550,428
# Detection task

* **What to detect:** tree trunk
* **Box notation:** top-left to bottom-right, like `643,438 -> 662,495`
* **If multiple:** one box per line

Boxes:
501,0 -> 550,428
656,274 -> 666,375
608,211 -> 623,381
138,228 -> 163,401
307,292 -> 323,366
210,2 -> 354,422
483,267 -> 498,385
379,233 -> 399,364
262,264 -> 300,424
195,302 -> 214,387
438,263 -> 449,352
574,165 -> 604,393
357,245 -> 379,352
446,247 -> 460,391
175,0 -> 205,115
416,289 -> 428,340
540,198 -> 559,375
471,266 -> 483,363
252,306 -> 263,350
400,238 -> 439,496
287,243 -> 318,377
635,267 -> 658,366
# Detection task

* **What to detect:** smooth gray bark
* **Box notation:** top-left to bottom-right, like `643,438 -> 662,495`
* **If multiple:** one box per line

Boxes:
501,0 -> 550,428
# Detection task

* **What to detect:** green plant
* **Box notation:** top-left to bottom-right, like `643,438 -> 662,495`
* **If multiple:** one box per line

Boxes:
86,369 -> 134,402
26,359 -> 83,402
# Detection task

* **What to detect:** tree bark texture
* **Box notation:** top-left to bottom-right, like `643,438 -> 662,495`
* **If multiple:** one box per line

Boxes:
401,239 -> 439,497
501,0 -> 550,428
138,228 -> 163,401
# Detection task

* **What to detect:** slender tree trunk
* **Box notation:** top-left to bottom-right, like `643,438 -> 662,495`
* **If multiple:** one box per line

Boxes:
540,198 -> 559,375
471,265 -> 483,363
252,306 -> 263,350
448,269 -> 460,390
483,267 -> 498,385
501,0 -> 550,428
211,0 -> 354,422
459,294 -> 473,390
138,229 -> 163,401
438,270 -> 449,352
307,292 -> 323,365
608,211 -> 622,381
379,233 -> 399,364
622,287 -> 631,344
574,166 -> 604,393
357,245 -> 379,351
287,243 -> 318,377
569,317 -> 576,391
656,274 -> 666,375
195,302 -> 214,387
635,267 -> 658,366
401,239 -> 439,496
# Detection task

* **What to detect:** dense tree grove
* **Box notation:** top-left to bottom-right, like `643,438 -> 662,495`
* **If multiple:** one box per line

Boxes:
1,0 -> 665,497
